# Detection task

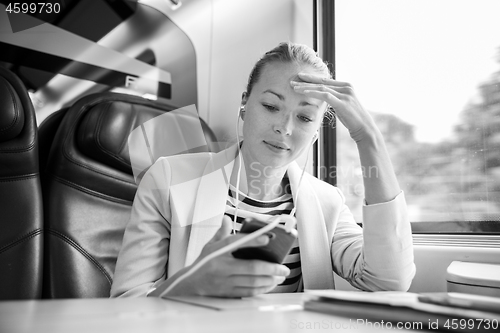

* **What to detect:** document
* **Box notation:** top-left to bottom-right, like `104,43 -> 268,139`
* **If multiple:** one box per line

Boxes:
303,290 -> 500,333
166,293 -> 304,311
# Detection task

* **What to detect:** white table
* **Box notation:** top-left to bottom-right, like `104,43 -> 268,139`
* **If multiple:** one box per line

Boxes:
0,293 -> 429,333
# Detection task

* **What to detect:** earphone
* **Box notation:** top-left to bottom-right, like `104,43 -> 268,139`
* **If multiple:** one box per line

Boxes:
312,131 -> 318,143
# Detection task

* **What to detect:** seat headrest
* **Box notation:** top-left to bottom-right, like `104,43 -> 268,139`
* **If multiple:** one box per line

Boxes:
76,100 -> 165,174
0,76 -> 25,143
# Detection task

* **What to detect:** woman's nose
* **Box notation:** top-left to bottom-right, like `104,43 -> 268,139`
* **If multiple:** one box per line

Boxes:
273,114 -> 293,135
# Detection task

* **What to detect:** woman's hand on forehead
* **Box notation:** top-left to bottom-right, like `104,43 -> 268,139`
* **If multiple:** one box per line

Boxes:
290,72 -> 377,142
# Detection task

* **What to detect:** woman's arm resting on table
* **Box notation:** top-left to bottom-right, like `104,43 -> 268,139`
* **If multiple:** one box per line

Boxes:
332,190 -> 415,291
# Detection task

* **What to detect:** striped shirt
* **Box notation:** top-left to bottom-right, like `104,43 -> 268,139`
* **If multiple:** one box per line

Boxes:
225,181 -> 303,293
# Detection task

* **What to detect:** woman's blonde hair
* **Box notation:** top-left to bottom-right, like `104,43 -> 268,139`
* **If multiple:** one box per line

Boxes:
246,42 -> 335,125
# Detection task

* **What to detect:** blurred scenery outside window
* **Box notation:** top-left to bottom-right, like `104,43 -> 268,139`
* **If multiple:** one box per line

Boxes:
334,0 -> 500,224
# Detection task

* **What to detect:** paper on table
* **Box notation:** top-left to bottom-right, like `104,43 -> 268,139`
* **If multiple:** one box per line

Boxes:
304,290 -> 500,320
305,290 -> 420,306
419,292 -> 500,314
165,293 -> 304,311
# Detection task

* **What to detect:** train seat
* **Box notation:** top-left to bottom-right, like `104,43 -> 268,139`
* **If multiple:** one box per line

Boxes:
0,67 -> 43,300
40,92 -> 217,298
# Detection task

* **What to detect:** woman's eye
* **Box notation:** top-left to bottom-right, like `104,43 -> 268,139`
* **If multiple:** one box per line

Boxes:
263,104 -> 278,112
298,115 -> 313,123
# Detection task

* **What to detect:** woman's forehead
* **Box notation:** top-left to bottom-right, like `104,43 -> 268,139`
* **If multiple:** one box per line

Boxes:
252,62 -> 326,108
262,62 -> 304,81
254,62 -> 325,91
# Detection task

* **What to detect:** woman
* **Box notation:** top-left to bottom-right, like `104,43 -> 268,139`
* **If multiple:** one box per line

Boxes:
110,42 -> 415,298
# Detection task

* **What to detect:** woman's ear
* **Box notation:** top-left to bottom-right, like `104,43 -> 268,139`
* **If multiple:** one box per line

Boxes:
241,91 -> 248,104
240,92 -> 248,120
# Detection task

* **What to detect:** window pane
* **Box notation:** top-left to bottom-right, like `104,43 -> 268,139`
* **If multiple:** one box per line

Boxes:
335,0 -> 500,223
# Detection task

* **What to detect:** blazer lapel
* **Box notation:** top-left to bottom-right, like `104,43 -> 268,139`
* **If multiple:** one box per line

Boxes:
184,144 -> 239,266
288,163 -> 335,290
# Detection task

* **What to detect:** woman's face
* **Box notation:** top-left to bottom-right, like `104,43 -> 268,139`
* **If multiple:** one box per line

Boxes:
241,61 -> 327,168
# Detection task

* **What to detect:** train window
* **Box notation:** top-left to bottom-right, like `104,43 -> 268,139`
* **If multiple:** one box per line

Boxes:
333,0 -> 500,233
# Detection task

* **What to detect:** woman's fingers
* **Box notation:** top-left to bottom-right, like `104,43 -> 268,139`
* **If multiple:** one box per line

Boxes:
192,255 -> 290,297
223,275 -> 285,297
297,72 -> 350,87
229,274 -> 286,288
291,81 -> 352,97
224,258 -> 290,277
292,72 -> 355,107
230,285 -> 277,298
201,256 -> 290,283
291,82 -> 343,108
202,255 -> 290,279
292,75 -> 371,138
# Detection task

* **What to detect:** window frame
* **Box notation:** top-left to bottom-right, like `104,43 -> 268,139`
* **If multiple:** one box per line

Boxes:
316,0 -> 500,235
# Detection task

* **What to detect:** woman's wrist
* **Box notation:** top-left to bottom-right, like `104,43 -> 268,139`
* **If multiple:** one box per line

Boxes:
350,122 -> 382,146
351,123 -> 401,205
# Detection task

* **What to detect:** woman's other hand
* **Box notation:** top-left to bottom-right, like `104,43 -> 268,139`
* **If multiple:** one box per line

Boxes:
291,73 -> 377,142
291,72 -> 401,204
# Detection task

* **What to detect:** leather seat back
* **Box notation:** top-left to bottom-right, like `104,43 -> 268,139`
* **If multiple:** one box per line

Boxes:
0,67 -> 43,300
41,92 -> 217,298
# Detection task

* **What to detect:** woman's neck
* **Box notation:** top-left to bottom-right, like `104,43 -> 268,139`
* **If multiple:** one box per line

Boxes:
231,145 -> 288,201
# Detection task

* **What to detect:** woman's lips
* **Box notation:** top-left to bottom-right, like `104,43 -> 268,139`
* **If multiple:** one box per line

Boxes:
264,140 -> 290,151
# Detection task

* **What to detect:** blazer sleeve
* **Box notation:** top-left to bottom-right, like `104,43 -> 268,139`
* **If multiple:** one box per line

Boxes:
110,158 -> 172,297
331,190 -> 416,291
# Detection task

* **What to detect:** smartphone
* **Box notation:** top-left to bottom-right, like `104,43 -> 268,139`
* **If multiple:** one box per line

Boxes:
232,217 -> 298,264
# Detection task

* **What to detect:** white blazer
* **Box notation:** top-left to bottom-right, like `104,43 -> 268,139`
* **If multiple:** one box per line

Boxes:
111,144 -> 415,297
